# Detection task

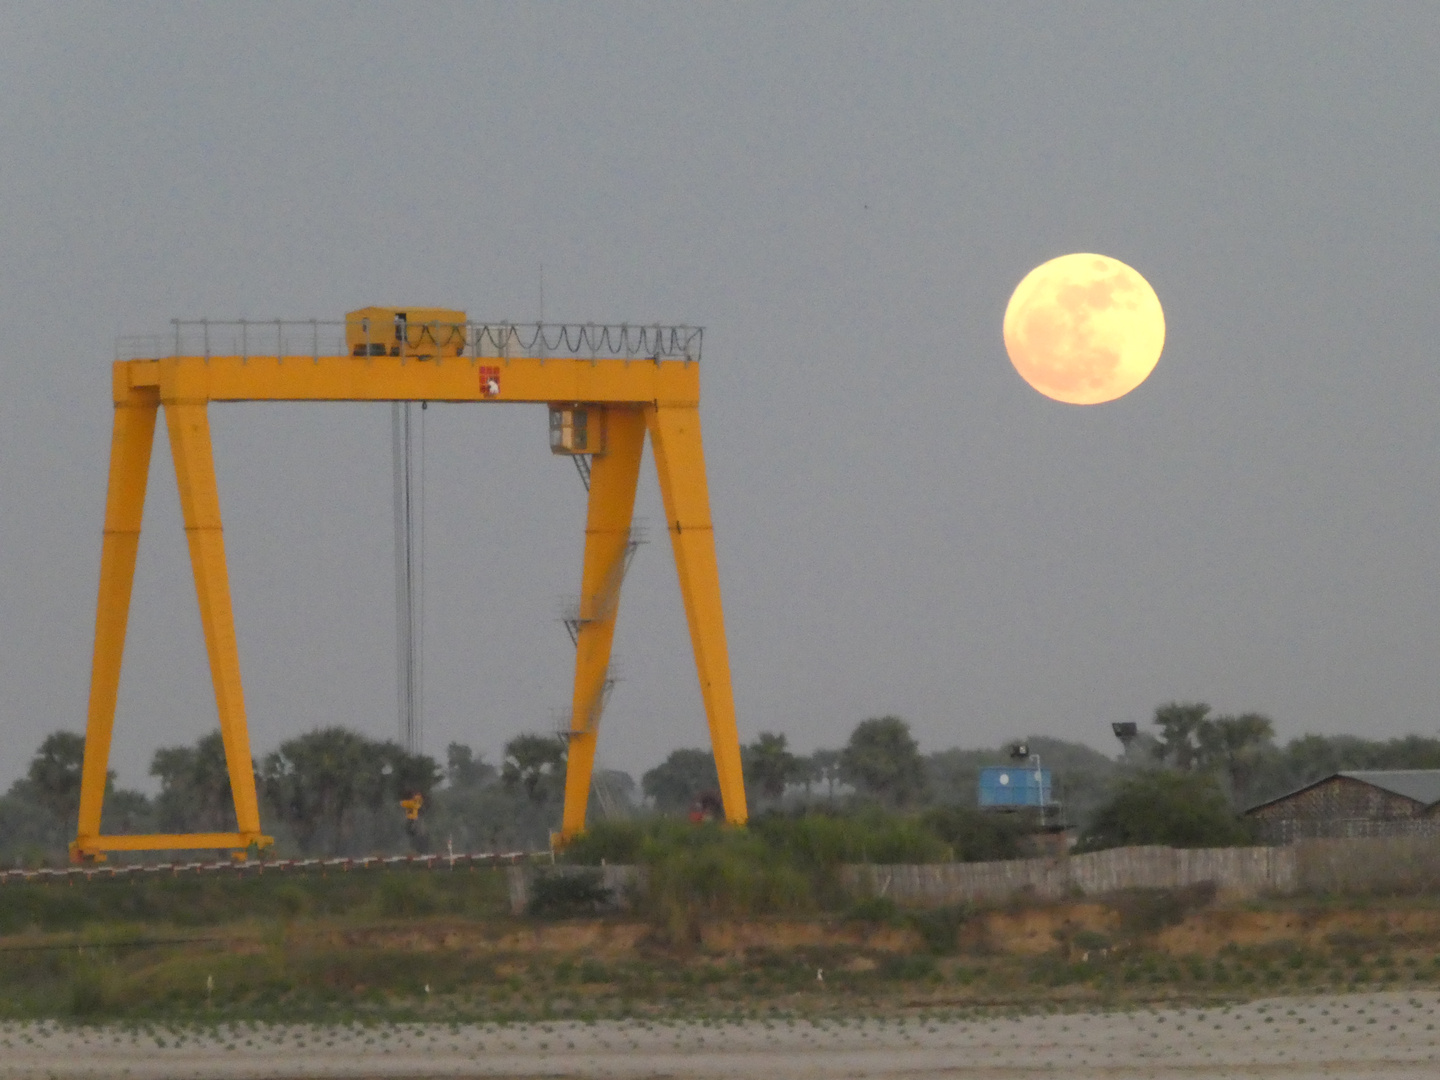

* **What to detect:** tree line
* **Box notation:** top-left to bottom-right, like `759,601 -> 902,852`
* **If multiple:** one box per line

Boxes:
0,728 -> 564,865
1137,701 -> 1440,810
4,704 -> 1438,866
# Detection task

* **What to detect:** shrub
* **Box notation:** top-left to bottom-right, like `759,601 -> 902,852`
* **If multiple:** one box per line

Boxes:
560,820 -> 647,865
644,827 -> 815,927
846,895 -> 901,924
907,905 -> 971,955
1111,883 -> 1216,937
1077,771 -> 1253,851
879,954 -> 938,980
68,964 -> 107,1018
561,807 -> 1042,925
377,872 -> 438,917
528,871 -> 614,918
1072,929 -> 1111,952
564,811 -> 948,920
919,805 -> 1027,862
753,809 -> 952,868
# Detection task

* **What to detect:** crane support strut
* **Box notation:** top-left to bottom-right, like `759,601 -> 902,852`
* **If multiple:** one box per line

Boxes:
72,313 -> 747,862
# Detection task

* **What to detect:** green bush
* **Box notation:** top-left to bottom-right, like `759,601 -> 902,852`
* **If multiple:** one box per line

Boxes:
0,867 -> 510,935
560,820 -> 649,865
754,809 -> 952,866
1111,884 -> 1216,936
566,808 -> 963,875
644,826 -> 816,927
918,805 -> 1027,862
377,872 -> 438,917
1071,929 -> 1111,952
559,808 -> 1067,925
1077,771 -> 1253,851
528,871 -> 614,917
907,905 -> 971,955
846,895 -> 901,924
68,964 -> 107,1018
879,954 -> 938,980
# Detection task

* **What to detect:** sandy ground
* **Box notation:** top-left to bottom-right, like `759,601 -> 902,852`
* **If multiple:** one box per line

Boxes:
2,991 -> 1439,1078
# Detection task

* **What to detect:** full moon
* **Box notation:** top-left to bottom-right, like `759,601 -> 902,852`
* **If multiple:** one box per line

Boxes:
1002,253 -> 1165,405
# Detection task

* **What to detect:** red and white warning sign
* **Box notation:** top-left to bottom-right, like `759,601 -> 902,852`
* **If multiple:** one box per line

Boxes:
479,366 -> 501,398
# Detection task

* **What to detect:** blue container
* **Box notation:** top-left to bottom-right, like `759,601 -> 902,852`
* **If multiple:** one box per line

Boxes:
978,766 -> 1052,808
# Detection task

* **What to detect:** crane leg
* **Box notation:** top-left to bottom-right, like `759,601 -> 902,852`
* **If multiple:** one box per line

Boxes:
559,407 -> 645,841
645,404 -> 748,825
165,398 -> 267,850
72,370 -> 159,861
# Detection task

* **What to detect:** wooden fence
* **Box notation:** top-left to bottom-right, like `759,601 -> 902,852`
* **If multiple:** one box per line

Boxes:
841,846 -> 1291,905
1293,835 -> 1440,896
499,836 -> 1440,915
840,837 -> 1440,906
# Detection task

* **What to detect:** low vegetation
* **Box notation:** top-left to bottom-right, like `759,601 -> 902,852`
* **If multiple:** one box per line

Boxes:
13,699 -> 1435,869
4,864 -> 1440,1022
6,703 -> 1440,1022
556,809 -> 1029,930
0,709 -> 1223,869
1075,771 -> 1254,851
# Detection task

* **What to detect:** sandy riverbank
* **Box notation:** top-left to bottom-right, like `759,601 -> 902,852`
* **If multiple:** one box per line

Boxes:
2,990 -> 1438,1078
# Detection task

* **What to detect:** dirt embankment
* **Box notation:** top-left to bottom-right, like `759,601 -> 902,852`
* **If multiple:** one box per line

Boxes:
1154,905 -> 1440,955
307,899 -> 1440,959
967,899 -> 1440,958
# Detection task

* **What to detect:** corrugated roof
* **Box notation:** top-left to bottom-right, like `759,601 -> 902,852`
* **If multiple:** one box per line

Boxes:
1245,769 -> 1440,815
1336,770 -> 1440,806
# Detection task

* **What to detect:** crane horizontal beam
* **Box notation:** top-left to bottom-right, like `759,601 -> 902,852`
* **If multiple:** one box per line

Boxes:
118,355 -> 702,406
71,832 -> 272,855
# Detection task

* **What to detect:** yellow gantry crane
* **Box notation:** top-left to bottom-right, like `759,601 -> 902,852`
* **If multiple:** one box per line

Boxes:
71,308 -> 748,862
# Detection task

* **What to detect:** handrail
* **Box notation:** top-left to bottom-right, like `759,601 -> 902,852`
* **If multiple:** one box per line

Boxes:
117,320 -> 703,362
0,849 -> 547,884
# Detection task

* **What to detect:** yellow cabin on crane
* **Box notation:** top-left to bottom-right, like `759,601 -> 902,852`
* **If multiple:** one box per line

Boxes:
72,309 -> 747,861
344,307 -> 468,358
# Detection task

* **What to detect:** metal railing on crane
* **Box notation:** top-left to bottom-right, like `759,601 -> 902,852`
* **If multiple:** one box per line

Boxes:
116,320 -> 703,363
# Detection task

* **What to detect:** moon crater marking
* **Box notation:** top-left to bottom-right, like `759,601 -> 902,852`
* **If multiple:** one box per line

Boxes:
1003,253 -> 1165,405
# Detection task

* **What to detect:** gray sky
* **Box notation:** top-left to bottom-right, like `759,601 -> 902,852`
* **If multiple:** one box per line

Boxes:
3,3 -> 1439,792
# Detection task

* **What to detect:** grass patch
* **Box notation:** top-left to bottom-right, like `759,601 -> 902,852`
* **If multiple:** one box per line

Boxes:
0,866 -> 510,935
528,872 -> 613,918
4,852 -> 1440,1021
